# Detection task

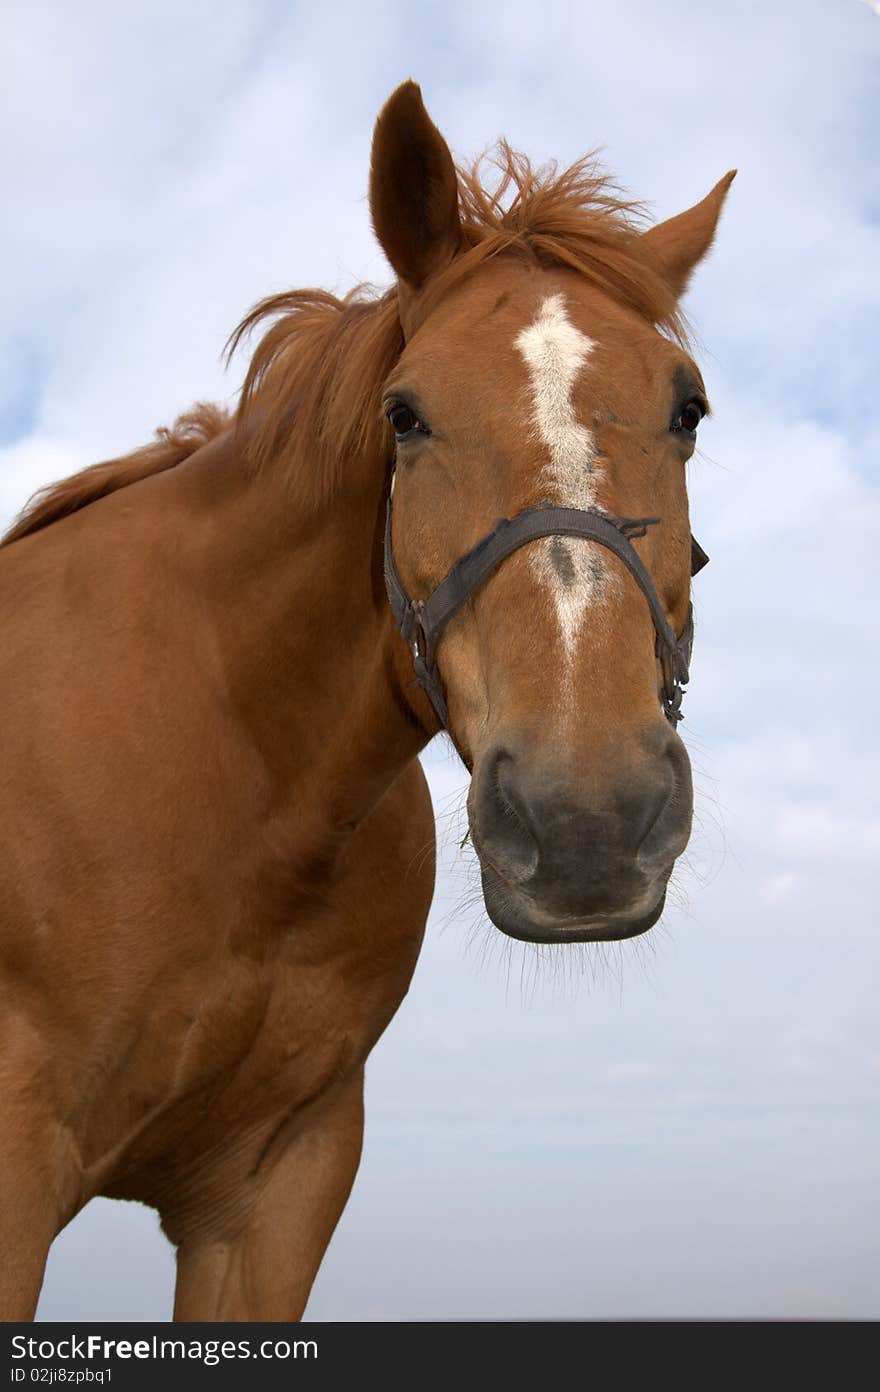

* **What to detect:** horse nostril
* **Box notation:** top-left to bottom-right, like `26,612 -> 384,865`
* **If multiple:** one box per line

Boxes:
494,751 -> 541,867
469,745 -> 540,883
635,730 -> 693,866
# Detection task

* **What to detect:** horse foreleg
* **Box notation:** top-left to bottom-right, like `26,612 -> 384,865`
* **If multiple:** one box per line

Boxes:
0,1099 -> 69,1319
169,1070 -> 365,1321
0,1182 -> 54,1319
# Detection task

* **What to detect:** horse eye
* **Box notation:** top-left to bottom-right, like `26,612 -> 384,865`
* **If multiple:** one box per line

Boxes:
674,400 -> 703,435
387,404 -> 424,438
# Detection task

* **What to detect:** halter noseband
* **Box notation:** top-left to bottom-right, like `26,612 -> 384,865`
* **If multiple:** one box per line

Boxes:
383,481 -> 708,729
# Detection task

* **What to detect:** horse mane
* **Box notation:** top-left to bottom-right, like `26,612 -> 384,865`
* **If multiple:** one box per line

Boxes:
226,287 -> 404,507
3,143 -> 687,541
230,144 -> 688,506
1,403 -> 230,547
445,142 -> 685,333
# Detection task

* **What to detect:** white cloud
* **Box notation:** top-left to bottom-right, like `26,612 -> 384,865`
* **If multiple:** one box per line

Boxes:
776,805 -> 880,859
761,870 -> 804,906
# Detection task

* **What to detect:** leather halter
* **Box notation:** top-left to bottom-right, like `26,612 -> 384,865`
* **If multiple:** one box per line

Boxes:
383,479 -> 708,729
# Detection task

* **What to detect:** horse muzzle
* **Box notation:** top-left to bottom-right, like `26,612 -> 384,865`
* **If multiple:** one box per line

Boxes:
467,730 -> 692,944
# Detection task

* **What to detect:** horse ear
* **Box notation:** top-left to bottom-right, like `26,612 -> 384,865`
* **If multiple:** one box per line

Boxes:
370,81 -> 461,292
637,171 -> 737,298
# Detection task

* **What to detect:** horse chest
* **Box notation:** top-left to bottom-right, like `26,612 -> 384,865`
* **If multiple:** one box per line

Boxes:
89,776 -> 432,1201
83,931 -> 404,1195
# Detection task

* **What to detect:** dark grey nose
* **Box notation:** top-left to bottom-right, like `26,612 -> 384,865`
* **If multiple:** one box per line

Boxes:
468,729 -> 692,921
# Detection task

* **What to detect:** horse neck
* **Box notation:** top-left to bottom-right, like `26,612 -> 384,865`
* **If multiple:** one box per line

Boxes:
172,428 -> 427,831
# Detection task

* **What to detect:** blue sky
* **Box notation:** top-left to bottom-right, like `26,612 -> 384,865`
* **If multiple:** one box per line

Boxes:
3,0 -> 879,1319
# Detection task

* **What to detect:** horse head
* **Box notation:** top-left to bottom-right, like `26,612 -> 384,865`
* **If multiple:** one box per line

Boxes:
372,82 -> 734,945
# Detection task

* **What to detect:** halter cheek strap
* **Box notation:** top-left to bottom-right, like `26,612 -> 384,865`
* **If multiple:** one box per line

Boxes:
384,484 -> 708,729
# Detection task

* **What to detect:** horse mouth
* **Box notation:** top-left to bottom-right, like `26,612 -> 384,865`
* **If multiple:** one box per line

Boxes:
479,863 -> 667,944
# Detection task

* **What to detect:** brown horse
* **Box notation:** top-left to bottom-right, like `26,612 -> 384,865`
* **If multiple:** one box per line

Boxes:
0,82 -> 733,1321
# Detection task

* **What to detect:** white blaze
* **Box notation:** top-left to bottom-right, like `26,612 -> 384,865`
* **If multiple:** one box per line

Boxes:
515,293 -> 605,665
